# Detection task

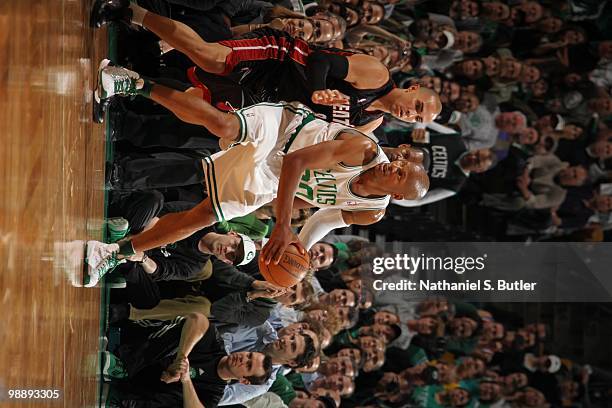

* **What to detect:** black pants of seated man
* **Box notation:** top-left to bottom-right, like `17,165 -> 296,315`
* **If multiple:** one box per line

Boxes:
111,152 -> 210,191
108,190 -> 165,234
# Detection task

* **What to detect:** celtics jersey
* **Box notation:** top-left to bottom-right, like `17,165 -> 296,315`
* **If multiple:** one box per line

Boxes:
209,102 -> 389,222
283,119 -> 391,211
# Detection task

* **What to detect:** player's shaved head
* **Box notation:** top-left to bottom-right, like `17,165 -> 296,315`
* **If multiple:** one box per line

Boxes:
415,87 -> 443,123
401,161 -> 429,199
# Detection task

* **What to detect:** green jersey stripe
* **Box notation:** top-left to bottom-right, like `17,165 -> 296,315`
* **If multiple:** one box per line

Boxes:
283,113 -> 316,153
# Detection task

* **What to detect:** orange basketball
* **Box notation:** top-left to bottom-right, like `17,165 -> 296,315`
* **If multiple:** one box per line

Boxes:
259,243 -> 311,288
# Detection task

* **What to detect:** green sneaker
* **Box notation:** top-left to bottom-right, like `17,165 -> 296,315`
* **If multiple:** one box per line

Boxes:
107,217 -> 129,243
96,59 -> 142,100
85,241 -> 125,288
101,351 -> 128,381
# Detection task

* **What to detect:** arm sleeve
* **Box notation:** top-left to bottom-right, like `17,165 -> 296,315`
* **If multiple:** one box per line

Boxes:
298,208 -> 348,250
305,50 -> 350,92
321,234 -> 369,244
218,213 -> 269,240
391,189 -> 456,207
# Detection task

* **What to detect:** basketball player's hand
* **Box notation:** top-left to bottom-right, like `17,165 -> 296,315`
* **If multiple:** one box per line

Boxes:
262,225 -> 306,265
251,280 -> 287,297
311,89 -> 349,106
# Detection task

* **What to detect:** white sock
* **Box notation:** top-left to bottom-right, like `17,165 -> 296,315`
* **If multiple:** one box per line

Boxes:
129,3 -> 147,26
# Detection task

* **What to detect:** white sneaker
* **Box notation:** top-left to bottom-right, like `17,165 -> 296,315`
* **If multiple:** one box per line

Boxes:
96,59 -> 142,100
85,241 -> 123,287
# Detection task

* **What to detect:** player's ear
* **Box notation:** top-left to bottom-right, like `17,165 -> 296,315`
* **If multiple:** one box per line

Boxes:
239,378 -> 251,385
406,84 -> 420,93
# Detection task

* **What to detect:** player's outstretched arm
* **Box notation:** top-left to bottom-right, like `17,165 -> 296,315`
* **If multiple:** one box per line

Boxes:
344,54 -> 391,88
306,51 -> 389,101
261,137 -> 376,264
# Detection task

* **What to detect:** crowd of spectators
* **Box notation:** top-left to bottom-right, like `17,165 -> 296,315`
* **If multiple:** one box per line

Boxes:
368,0 -> 612,241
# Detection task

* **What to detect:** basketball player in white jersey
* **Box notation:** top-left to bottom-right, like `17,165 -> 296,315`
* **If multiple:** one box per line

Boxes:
85,62 -> 429,286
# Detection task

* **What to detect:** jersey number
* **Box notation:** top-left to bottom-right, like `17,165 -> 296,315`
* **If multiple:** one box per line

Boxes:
296,170 -> 313,201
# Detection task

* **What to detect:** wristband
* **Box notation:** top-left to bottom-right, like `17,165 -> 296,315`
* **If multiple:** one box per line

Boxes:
118,240 -> 136,257
137,79 -> 154,98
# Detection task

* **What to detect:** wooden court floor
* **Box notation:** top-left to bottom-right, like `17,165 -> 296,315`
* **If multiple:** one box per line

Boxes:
0,1 -> 107,407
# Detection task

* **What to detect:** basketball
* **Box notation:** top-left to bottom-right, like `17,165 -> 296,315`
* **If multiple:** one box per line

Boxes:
259,243 -> 311,288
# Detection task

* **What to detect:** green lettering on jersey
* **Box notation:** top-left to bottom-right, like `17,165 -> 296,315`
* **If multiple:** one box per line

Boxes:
296,170 -> 314,201
296,169 -> 339,205
318,183 -> 337,192
313,170 -> 335,181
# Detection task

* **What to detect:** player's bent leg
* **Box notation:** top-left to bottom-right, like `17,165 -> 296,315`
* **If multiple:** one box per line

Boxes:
84,200 -> 217,288
139,9 -> 230,75
91,1 -> 230,73
95,61 -> 240,140
149,85 -> 240,140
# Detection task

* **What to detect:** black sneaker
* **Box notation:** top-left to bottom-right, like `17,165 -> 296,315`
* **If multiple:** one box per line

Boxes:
105,162 -> 123,190
90,0 -> 132,29
94,94 -> 111,123
108,107 -> 125,141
